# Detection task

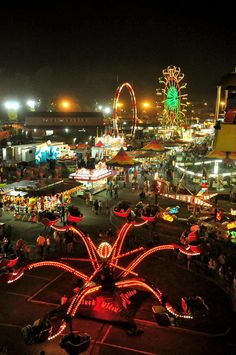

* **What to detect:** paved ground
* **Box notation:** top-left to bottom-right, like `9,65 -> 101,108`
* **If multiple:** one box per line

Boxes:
0,184 -> 236,355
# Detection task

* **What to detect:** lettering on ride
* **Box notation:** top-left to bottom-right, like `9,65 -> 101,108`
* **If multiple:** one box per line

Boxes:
101,301 -> 119,313
92,296 -> 119,313
80,299 -> 96,307
120,290 -> 137,309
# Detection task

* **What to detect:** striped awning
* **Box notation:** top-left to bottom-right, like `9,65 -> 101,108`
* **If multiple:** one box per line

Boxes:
142,139 -> 165,152
106,148 -> 140,167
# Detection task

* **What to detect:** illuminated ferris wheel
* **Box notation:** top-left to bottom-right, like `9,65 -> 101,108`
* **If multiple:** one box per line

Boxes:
113,82 -> 138,138
157,65 -> 188,128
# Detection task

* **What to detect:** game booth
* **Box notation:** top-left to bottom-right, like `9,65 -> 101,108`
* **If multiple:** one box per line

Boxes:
69,162 -> 112,195
1,180 -> 82,223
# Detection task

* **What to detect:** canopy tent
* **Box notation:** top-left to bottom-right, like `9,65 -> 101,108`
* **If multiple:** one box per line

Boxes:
95,141 -> 105,148
106,148 -> 140,167
133,150 -> 160,159
106,148 -> 140,183
142,139 -> 165,152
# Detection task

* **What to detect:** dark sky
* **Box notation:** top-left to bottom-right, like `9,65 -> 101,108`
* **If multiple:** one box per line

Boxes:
0,4 -> 235,109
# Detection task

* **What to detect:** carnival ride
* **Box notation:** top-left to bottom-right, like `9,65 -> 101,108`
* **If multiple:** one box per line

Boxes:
0,208 -> 208,348
157,65 -> 188,128
113,200 -> 176,223
113,82 -> 138,138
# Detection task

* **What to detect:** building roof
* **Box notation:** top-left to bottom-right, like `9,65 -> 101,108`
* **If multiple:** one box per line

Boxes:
25,111 -> 104,118
218,69 -> 236,88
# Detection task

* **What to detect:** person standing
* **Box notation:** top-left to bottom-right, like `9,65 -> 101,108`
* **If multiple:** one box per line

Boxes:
60,205 -> 65,223
54,230 -> 62,252
65,230 -> 73,253
89,193 -> 93,207
61,294 -> 68,305
114,184 -> 119,199
46,235 -> 51,256
94,200 -> 99,215
105,199 -> 110,215
98,200 -> 102,213
0,199 -> 3,217
36,234 -> 46,259
2,236 -> 10,255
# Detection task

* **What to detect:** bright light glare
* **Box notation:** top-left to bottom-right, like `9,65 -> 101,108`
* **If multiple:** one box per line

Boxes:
4,101 -> 20,110
143,102 -> 151,108
103,107 -> 111,114
26,100 -> 36,109
116,102 -> 123,108
61,101 -> 70,109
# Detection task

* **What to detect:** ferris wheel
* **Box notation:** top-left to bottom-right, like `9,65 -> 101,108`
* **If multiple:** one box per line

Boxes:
113,82 -> 138,138
157,65 -> 188,128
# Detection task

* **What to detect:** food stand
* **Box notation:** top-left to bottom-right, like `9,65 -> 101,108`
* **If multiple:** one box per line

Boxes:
69,163 -> 112,195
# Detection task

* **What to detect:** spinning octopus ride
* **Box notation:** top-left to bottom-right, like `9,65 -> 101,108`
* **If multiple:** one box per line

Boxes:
1,209 -> 208,346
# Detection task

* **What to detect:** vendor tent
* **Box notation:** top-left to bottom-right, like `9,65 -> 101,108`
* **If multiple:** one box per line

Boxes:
106,148 -> 140,167
142,139 -> 165,152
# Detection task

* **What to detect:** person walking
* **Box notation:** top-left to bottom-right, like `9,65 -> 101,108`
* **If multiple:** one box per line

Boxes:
65,230 -> 74,253
23,243 -> 31,260
61,294 -> 68,305
94,200 -> 99,215
89,193 -> 93,207
60,205 -> 65,223
36,234 -> 46,259
2,236 -> 10,255
46,235 -> 51,256
0,199 -> 3,217
98,200 -> 103,213
114,184 -> 119,199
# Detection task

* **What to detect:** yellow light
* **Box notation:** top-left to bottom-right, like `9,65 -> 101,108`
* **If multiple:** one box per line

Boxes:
142,102 -> 151,108
61,101 -> 70,109
227,221 -> 236,230
220,101 -> 225,111
116,102 -> 123,108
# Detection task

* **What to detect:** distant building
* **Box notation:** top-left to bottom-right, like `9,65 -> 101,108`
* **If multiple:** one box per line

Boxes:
24,111 -> 105,139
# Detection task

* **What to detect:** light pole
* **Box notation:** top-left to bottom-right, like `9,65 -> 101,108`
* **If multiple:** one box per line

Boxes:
26,99 -> 36,111
4,101 -> 20,122
220,101 -> 225,115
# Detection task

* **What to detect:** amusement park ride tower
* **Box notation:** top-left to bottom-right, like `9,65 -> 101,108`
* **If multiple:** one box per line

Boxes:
215,67 -> 236,123
210,68 -> 236,160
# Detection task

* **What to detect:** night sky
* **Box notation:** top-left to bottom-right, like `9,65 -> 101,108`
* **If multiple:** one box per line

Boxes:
0,5 -> 235,109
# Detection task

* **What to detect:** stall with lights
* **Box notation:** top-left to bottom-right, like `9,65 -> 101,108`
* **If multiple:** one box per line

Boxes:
69,162 -> 112,195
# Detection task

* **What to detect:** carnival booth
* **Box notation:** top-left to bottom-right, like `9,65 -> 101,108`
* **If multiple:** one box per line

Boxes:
94,134 -> 125,159
106,148 -> 140,183
2,179 -> 82,223
142,139 -> 166,153
69,162 -> 112,195
35,141 -> 76,164
223,220 -> 236,245
91,140 -> 105,161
